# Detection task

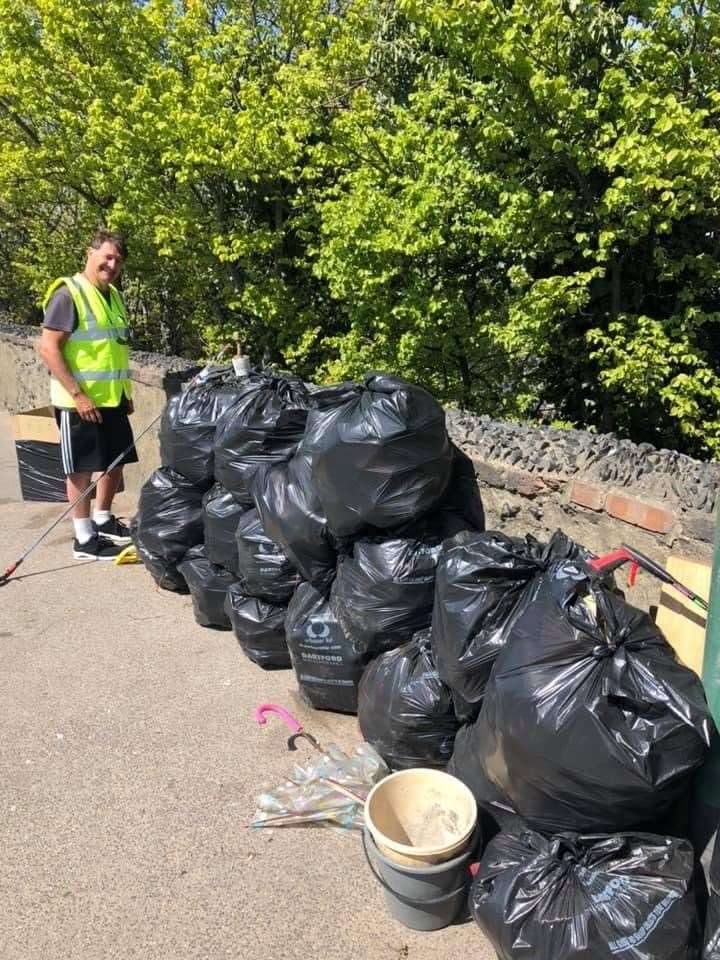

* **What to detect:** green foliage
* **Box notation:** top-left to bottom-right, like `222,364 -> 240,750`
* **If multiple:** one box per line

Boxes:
1,0 -> 719,455
313,0 -> 720,454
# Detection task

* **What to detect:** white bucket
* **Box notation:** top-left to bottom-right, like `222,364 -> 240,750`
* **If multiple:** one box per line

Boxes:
364,768 -> 477,867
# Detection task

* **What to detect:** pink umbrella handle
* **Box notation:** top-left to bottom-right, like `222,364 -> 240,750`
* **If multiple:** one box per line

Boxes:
253,703 -> 303,734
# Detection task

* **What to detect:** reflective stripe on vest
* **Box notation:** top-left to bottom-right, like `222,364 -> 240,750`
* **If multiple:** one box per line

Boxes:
74,369 -> 131,381
69,327 -> 130,342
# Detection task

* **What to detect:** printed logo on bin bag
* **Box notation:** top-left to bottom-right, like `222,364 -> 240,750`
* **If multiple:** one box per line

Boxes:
607,890 -> 682,954
305,618 -> 331,645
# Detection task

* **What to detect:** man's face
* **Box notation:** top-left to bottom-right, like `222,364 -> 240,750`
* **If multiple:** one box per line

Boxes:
85,241 -> 123,289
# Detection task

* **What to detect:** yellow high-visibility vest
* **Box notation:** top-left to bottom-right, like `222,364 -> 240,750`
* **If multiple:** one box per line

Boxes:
43,273 -> 132,408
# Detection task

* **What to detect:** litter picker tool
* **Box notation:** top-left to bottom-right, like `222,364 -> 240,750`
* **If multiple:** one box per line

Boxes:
588,543 -> 709,613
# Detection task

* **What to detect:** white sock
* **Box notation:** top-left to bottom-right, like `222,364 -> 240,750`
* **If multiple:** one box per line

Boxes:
93,509 -> 112,525
73,518 -> 94,544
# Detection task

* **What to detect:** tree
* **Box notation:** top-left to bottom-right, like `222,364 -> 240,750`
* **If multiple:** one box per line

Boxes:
311,0 -> 720,454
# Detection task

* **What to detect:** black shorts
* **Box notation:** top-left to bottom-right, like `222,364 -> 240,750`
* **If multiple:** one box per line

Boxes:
54,400 -> 139,475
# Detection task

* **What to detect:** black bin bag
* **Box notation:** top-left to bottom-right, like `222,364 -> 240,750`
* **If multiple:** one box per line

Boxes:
285,583 -> 365,714
159,367 -> 253,486
332,538 -> 442,657
308,373 -> 453,538
358,629 -> 460,771
384,444 -> 485,544
432,529 -> 589,710
131,467 -> 206,592
443,444 -> 485,531
202,485 -> 246,573
234,508 -> 301,603
448,727 -> 524,835
214,373 -> 310,505
423,443 -> 484,537
252,454 -> 337,589
224,583 -> 290,669
251,384 -> 359,588
131,522 -> 188,593
15,440 -> 67,502
460,559 -> 713,835
177,545 -> 237,629
471,830 -> 701,960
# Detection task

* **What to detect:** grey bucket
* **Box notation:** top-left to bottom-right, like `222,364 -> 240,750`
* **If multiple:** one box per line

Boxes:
362,828 -> 478,931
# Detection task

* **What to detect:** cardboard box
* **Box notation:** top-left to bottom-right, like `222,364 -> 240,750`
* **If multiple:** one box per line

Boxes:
11,406 -> 67,502
655,556 -> 711,676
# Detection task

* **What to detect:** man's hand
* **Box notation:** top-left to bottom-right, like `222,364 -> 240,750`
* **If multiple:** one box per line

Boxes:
126,398 -> 134,415
75,392 -> 102,423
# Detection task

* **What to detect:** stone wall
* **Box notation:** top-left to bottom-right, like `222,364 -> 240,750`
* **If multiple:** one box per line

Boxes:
446,410 -> 717,609
2,322 -> 716,610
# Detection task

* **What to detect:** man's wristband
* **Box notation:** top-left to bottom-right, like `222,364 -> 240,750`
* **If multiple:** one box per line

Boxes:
71,388 -> 83,399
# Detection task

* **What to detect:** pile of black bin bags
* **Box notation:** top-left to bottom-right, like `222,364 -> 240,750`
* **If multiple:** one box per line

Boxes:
132,366 -> 720,959
132,369 -> 484,692
438,543 -> 715,960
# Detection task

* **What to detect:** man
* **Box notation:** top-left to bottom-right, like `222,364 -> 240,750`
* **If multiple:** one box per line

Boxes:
38,228 -> 137,560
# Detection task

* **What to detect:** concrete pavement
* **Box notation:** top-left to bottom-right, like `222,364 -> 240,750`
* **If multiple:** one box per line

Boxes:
0,415 -> 494,960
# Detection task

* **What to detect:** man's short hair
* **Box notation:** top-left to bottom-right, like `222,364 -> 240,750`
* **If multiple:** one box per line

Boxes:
89,228 -> 127,260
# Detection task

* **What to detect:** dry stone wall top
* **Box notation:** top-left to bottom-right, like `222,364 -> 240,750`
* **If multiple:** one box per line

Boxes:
446,409 -> 720,517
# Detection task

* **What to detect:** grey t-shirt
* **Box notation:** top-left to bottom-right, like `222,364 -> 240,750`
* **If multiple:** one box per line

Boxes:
43,284 -> 113,334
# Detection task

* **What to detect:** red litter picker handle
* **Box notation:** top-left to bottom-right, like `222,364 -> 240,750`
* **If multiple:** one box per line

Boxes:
588,544 -> 709,613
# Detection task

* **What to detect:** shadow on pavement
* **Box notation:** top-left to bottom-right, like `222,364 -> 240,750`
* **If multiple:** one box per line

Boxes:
2,559 -> 96,584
